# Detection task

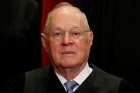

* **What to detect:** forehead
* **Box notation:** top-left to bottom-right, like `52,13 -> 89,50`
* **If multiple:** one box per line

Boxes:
49,6 -> 84,29
51,6 -> 82,16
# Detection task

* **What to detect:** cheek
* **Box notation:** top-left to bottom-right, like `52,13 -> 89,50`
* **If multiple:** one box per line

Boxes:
76,41 -> 91,62
49,41 -> 61,57
76,39 -> 91,52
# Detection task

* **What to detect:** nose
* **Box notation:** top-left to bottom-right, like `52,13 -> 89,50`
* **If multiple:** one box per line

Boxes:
61,32 -> 73,46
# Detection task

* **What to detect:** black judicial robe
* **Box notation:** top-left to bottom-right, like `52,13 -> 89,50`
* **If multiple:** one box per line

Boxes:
24,65 -> 135,93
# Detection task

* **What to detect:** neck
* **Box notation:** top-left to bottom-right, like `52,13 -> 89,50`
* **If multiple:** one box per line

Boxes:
54,63 -> 87,80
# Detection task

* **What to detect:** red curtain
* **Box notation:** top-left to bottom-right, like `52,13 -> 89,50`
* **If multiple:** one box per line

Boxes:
41,0 -> 76,66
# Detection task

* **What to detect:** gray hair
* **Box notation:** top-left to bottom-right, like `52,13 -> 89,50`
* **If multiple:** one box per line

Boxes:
45,2 -> 90,33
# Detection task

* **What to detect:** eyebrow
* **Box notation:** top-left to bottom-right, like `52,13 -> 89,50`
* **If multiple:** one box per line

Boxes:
50,27 -> 65,32
51,26 -> 81,31
70,26 -> 81,29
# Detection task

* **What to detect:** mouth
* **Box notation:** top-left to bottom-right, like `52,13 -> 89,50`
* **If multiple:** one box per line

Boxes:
61,51 -> 75,55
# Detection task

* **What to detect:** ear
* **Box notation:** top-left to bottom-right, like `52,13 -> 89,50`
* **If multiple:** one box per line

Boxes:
89,31 -> 94,46
41,33 -> 48,52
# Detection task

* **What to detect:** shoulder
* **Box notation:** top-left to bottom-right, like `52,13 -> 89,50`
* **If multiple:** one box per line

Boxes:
118,79 -> 137,93
92,65 -> 122,83
24,66 -> 51,93
25,66 -> 50,79
24,66 -> 52,87
88,65 -> 122,92
90,65 -> 136,93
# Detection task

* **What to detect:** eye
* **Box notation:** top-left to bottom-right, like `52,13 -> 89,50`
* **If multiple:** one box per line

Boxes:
53,32 -> 61,36
71,31 -> 81,36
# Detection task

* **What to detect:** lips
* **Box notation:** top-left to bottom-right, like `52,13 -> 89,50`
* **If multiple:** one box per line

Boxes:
61,51 -> 75,54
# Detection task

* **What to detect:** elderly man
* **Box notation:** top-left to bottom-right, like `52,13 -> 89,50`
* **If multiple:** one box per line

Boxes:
24,2 -> 135,93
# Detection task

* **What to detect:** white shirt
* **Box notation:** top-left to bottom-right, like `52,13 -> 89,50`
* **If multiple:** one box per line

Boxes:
55,63 -> 93,92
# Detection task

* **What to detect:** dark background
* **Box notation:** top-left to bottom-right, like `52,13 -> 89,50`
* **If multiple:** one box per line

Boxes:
78,0 -> 140,92
1,0 -> 140,93
1,0 -> 41,92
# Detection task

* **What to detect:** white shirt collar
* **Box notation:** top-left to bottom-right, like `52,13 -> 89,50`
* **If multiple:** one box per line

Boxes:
55,62 -> 93,86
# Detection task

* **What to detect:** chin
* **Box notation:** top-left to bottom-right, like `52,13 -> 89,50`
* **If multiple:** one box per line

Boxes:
60,61 -> 80,68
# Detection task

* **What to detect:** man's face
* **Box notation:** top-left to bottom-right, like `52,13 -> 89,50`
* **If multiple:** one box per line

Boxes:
45,7 -> 93,70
